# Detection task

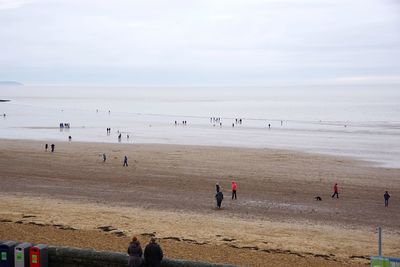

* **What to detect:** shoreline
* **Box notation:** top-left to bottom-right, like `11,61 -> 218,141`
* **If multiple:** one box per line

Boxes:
1,85 -> 400,169
1,138 -> 399,266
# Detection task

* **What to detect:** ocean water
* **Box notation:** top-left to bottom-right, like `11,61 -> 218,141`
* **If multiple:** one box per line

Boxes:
1,85 -> 400,167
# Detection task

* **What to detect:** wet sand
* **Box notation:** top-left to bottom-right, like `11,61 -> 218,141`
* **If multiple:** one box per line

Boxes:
0,139 -> 399,266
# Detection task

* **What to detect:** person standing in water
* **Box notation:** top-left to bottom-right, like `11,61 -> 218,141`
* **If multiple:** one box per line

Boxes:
103,153 -> 107,162
51,144 -> 55,152
45,144 -> 48,151
123,156 -> 128,167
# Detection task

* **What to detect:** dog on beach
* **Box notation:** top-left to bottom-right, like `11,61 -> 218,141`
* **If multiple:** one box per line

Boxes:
315,196 -> 322,201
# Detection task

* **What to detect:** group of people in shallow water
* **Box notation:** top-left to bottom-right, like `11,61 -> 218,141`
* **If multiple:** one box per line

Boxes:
59,122 -> 70,129
174,120 -> 187,126
208,117 -> 279,129
116,130 -> 131,142
127,237 -> 163,267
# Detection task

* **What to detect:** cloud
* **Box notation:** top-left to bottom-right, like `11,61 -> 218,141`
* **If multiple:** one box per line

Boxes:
335,76 -> 400,85
0,0 -> 399,85
0,0 -> 32,10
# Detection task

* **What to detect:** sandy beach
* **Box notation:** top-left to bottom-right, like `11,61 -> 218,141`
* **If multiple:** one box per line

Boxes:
0,139 -> 399,266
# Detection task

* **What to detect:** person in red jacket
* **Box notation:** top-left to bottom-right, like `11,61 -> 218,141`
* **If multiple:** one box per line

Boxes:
331,183 -> 339,199
232,181 -> 237,200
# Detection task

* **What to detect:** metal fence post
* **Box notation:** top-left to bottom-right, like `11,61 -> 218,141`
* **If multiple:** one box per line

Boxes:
378,226 -> 382,257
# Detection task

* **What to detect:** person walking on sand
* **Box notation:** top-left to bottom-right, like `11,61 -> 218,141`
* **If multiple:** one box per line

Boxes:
128,236 -> 143,267
123,156 -> 128,167
216,190 -> 224,208
51,144 -> 55,152
103,153 -> 107,162
45,144 -> 48,152
144,237 -> 163,267
331,183 -> 339,199
384,191 -> 390,207
232,181 -> 237,200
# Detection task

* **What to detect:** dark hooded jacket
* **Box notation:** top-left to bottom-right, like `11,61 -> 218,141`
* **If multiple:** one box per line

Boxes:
144,242 -> 163,267
216,191 -> 224,202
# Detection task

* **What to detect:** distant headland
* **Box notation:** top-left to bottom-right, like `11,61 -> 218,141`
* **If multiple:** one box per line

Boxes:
0,81 -> 20,101
0,81 -> 23,86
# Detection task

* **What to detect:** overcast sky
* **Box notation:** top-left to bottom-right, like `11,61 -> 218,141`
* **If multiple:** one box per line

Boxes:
0,0 -> 399,86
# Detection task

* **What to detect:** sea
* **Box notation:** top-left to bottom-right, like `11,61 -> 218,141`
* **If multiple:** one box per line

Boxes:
1,85 -> 399,167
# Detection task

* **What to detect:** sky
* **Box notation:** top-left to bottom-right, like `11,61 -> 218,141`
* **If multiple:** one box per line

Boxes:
0,0 -> 399,86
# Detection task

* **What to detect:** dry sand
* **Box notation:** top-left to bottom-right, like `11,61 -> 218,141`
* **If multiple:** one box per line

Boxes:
0,139 -> 399,266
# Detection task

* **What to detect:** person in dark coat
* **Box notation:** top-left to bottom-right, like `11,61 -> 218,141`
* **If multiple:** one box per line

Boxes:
144,237 -> 163,267
215,182 -> 220,193
215,191 -> 224,208
51,144 -> 55,152
384,191 -> 390,207
128,236 -> 143,267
